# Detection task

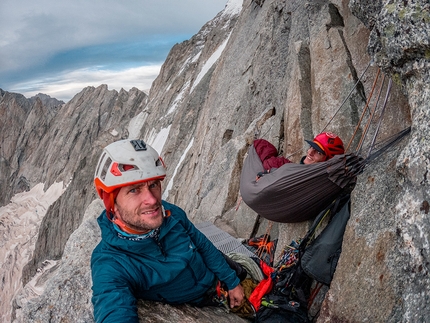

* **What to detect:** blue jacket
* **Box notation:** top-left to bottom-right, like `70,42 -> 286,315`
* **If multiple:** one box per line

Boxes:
91,200 -> 240,323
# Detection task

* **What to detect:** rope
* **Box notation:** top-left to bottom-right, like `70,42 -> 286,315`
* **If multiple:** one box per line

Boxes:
355,74 -> 386,154
366,78 -> 393,158
280,61 -> 405,164
321,60 -> 372,133
286,61 -> 372,159
308,282 -> 324,310
256,221 -> 274,261
346,68 -> 381,152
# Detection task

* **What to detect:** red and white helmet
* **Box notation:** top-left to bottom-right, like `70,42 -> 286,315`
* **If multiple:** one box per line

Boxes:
305,132 -> 345,160
94,139 -> 166,212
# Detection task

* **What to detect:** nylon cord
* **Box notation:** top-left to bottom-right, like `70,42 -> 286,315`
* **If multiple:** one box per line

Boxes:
356,74 -> 386,154
321,61 -> 371,133
366,78 -> 392,158
346,68 -> 381,152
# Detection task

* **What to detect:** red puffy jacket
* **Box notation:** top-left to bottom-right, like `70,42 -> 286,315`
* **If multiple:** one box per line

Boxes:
254,139 -> 292,170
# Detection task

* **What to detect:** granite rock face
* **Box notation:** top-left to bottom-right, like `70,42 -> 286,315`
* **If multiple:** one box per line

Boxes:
20,86 -> 148,286
1,86 -> 148,322
1,0 -> 429,322
318,1 -> 430,322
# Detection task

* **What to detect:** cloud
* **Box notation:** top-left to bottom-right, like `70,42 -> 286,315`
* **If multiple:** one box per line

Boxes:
10,65 -> 162,101
0,0 -> 228,100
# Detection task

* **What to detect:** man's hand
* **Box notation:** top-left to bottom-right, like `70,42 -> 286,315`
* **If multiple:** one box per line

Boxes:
228,284 -> 245,308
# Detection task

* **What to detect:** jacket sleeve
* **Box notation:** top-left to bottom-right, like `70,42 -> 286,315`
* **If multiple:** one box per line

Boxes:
91,254 -> 139,323
254,139 -> 292,170
171,205 -> 240,291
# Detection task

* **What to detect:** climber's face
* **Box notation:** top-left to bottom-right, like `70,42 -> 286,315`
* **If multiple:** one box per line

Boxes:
303,147 -> 326,164
114,180 -> 163,233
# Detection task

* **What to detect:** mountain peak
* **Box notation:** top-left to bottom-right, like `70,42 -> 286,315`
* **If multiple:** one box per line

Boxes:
30,93 -> 65,109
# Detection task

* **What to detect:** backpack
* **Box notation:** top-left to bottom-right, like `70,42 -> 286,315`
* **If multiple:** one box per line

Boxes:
253,193 -> 351,322
256,263 -> 311,322
300,194 -> 351,285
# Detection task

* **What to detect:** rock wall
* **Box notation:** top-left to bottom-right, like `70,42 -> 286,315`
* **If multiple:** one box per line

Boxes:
20,86 -> 149,285
319,0 -> 430,322
0,91 -> 62,206
1,0 -> 428,322
0,85 -> 149,322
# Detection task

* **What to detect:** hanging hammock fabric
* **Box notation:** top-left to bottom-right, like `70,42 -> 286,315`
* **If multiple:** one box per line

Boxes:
240,140 -> 362,223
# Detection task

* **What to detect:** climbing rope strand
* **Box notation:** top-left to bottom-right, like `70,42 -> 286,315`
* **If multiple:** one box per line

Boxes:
356,74 -> 386,154
308,282 -> 324,310
346,68 -> 381,152
366,78 -> 393,159
321,61 -> 372,133
285,61 -> 372,160
256,221 -> 274,260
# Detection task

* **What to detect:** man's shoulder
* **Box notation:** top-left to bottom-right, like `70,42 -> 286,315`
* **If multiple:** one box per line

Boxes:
161,200 -> 191,231
91,240 -> 116,270
162,200 -> 186,217
96,209 -> 108,226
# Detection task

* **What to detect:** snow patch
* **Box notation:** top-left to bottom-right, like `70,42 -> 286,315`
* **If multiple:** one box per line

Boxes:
190,32 -> 232,93
128,111 -> 148,139
147,125 -> 172,154
191,51 -> 202,63
0,182 -> 65,323
162,138 -> 194,200
222,0 -> 243,17
178,51 -> 202,77
167,81 -> 190,115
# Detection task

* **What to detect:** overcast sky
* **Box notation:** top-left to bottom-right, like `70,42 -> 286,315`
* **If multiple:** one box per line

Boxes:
0,0 -> 229,102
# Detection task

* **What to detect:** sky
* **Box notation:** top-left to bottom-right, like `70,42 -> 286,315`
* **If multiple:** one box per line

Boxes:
0,0 -> 229,102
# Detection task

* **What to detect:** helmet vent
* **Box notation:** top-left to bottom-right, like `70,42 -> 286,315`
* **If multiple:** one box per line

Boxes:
95,152 -> 106,176
100,157 -> 112,181
121,164 -> 137,171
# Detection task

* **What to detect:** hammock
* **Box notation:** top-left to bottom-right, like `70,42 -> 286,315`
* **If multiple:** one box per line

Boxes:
239,63 -> 411,223
239,144 -> 362,223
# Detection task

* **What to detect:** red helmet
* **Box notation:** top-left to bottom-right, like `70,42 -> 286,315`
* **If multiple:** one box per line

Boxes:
305,132 -> 345,159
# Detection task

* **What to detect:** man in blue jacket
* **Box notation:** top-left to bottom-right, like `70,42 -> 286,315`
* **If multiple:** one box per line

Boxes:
91,139 -> 245,323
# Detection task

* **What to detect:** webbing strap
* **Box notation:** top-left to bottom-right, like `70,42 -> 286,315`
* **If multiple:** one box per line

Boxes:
365,126 -> 411,164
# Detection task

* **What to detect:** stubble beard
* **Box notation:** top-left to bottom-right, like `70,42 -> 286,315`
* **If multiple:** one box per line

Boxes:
116,202 -> 164,232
